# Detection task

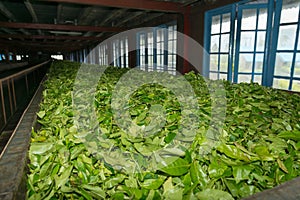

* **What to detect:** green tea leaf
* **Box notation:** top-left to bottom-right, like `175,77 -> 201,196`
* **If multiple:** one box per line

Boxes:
196,189 -> 234,200
159,157 -> 190,176
278,130 -> 300,141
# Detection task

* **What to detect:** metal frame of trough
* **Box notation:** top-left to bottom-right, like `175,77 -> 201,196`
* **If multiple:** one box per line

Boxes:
0,69 -> 46,199
0,60 -> 49,131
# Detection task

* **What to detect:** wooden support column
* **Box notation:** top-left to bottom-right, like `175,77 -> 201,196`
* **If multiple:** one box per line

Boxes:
108,42 -> 113,66
12,51 -> 17,62
4,49 -> 9,63
183,6 -> 191,74
128,33 -> 137,68
95,46 -> 99,65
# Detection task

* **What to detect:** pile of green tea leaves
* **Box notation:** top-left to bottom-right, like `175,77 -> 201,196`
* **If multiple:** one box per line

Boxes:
27,60 -> 300,200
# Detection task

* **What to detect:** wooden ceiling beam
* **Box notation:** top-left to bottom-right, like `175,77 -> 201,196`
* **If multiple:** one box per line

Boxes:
0,2 -> 17,21
24,0 -> 43,35
39,0 -> 185,13
0,33 -> 104,41
99,9 -> 127,26
0,41 -> 92,53
24,0 -> 39,23
0,38 -> 94,47
0,2 -> 31,35
0,21 -> 126,32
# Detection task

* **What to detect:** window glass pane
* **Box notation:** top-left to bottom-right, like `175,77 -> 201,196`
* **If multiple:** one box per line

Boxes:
280,0 -> 300,24
209,72 -> 218,80
241,9 -> 257,30
168,40 -> 174,53
221,13 -> 231,33
256,31 -> 266,51
255,53 -> 264,73
240,32 -> 255,51
210,54 -> 218,71
239,53 -> 253,72
220,73 -> 227,80
273,78 -> 290,90
220,54 -> 228,72
211,15 -> 221,34
298,29 -> 300,50
168,55 -> 175,66
253,75 -> 262,84
274,53 -> 293,76
148,55 -> 154,65
294,53 -> 300,78
258,8 -> 267,30
238,75 -> 251,83
210,35 -> 220,52
168,28 -> 174,40
278,25 -> 297,50
292,80 -> 300,92
220,34 -> 230,52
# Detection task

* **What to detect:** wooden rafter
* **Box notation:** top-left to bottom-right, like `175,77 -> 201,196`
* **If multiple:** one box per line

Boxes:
0,2 -> 30,35
39,0 -> 185,13
0,21 -> 127,32
0,34 -> 104,41
24,0 -> 43,35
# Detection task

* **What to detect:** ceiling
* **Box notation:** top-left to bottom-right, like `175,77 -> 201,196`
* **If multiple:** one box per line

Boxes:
0,0 -> 202,54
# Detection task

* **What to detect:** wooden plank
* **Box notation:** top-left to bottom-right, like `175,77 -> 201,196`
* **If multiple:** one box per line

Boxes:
0,21 -> 126,32
0,34 -> 104,41
40,0 -> 185,13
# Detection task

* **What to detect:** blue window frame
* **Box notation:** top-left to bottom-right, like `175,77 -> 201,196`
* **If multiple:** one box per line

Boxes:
204,0 -> 300,92
204,6 -> 235,81
270,0 -> 300,91
137,23 -> 177,74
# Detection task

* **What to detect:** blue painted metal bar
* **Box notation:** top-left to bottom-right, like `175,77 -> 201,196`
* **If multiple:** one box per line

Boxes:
203,11 -> 211,77
164,26 -> 168,71
273,75 -> 300,81
251,8 -> 260,83
136,33 -> 141,67
217,14 -> 222,80
267,0 -> 282,87
277,50 -> 300,53
233,7 -> 242,83
288,5 -> 300,90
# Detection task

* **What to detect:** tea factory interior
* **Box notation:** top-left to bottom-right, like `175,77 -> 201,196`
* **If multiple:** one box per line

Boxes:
0,0 -> 299,199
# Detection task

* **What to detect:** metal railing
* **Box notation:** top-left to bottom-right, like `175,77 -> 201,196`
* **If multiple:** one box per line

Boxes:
0,60 -> 50,131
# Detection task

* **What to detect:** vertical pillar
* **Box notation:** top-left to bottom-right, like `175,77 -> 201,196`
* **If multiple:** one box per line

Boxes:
108,42 -> 113,66
128,33 -> 137,68
12,51 -> 17,62
95,45 -> 99,65
4,49 -> 10,63
183,6 -> 191,73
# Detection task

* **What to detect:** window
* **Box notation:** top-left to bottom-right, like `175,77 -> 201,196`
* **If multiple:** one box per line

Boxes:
168,25 -> 177,75
99,44 -> 108,66
234,5 -> 269,84
120,38 -> 129,68
137,23 -> 177,74
113,39 -> 120,67
205,0 -> 300,91
271,0 -> 300,91
156,28 -> 166,71
208,12 -> 233,81
51,55 -> 63,60
112,38 -> 129,68
148,32 -> 154,67
138,33 -> 147,69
